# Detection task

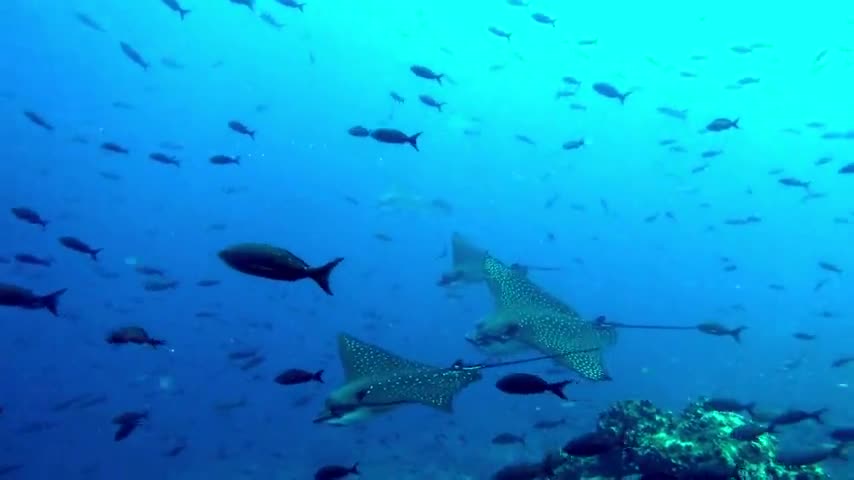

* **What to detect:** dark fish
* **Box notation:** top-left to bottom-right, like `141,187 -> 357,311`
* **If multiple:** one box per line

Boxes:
515,134 -> 536,145
119,42 -> 149,70
814,156 -> 832,166
410,65 -> 444,84
814,278 -> 829,292
592,82 -> 631,103
389,91 -> 404,103
736,77 -> 760,85
418,94 -> 445,111
656,107 -> 687,119
161,0 -> 190,19
276,0 -> 305,11
704,398 -> 755,415
58,236 -> 102,260
730,423 -> 772,441
838,162 -> 854,174
240,355 -> 265,371
196,279 -> 220,287
775,444 -> 845,466
260,12 -> 285,29
74,12 -> 106,32
831,357 -> 854,368
229,0 -> 255,10
769,408 -> 828,428
348,126 -> 370,137
531,13 -> 556,26
562,76 -> 581,86
23,111 -> 53,131
14,253 -> 52,267
148,152 -> 180,167
135,266 -> 166,277
495,373 -> 572,400
314,463 -> 359,480
706,118 -> 739,131
793,332 -> 816,341
143,279 -> 179,292
228,121 -> 255,140
818,261 -> 843,273
830,428 -> 854,443
491,433 -> 525,445
11,207 -> 48,228
106,326 -> 166,348
778,177 -> 810,188
562,430 -> 621,456
488,26 -> 512,40
218,243 -> 343,295
0,284 -> 66,316
533,418 -> 566,430
101,142 -> 129,154
227,348 -> 259,360
562,139 -> 585,150
701,149 -> 723,158
369,128 -> 421,151
696,322 -> 746,342
163,441 -> 187,457
210,154 -> 240,165
274,368 -> 324,385
112,410 -> 148,441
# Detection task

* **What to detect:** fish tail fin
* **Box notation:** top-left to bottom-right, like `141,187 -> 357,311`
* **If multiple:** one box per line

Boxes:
408,132 -> 422,151
313,369 -> 324,383
249,131 -> 256,140
350,463 -> 360,474
90,248 -> 103,261
813,408 -> 829,424
547,380 -> 571,400
40,288 -> 68,316
437,104 -> 444,112
731,326 -> 747,343
234,156 -> 241,164
436,74 -> 443,85
180,9 -> 190,19
298,3 -> 305,11
732,118 -> 740,128
149,339 -> 166,348
620,91 -> 632,104
506,34 -> 512,41
309,257 -> 344,295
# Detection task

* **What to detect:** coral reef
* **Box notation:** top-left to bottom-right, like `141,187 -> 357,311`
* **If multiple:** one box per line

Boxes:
543,399 -> 828,480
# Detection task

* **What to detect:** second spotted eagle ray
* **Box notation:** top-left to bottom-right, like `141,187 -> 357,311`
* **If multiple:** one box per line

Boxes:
466,255 -> 617,381
437,232 -> 560,287
313,333 -> 595,426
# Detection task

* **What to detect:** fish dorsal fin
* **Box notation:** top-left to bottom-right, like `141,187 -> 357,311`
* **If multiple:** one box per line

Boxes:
358,368 -> 483,412
451,232 -> 488,270
337,334 -> 432,381
483,255 -> 576,315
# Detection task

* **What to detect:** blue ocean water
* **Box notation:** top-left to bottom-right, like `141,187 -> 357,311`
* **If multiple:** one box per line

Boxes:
1,0 -> 853,478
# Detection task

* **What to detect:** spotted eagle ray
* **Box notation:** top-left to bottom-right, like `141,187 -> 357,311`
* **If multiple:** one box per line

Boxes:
466,256 -> 617,381
313,334 -> 484,426
438,232 -> 560,287
314,333 -> 598,426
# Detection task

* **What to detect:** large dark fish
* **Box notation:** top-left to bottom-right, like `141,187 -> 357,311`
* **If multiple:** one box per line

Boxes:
58,236 -> 102,260
592,82 -> 631,103
410,65 -> 444,84
218,243 -> 343,295
706,118 -> 739,131
276,0 -> 306,11
74,12 -> 106,32
23,111 -> 54,131
495,373 -> 571,400
696,322 -> 746,342
161,0 -> 191,19
314,463 -> 358,480
106,326 -> 165,348
119,42 -> 149,70
0,284 -> 66,316
369,128 -> 421,151
11,207 -> 48,228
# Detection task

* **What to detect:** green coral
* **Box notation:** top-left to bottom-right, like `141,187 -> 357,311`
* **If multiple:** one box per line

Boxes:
546,399 -> 828,480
